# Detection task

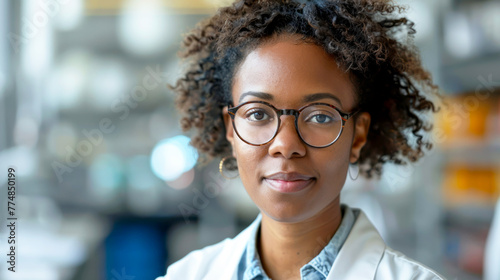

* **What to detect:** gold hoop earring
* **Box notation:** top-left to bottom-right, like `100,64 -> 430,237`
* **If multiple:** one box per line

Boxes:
219,156 -> 238,180
348,162 -> 360,181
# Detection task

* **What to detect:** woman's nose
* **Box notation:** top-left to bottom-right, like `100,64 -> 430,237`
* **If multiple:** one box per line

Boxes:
267,115 -> 307,159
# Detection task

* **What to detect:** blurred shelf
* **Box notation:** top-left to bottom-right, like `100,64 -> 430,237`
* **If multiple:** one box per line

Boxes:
85,0 -> 225,15
441,52 -> 500,70
440,54 -> 500,93
452,0 -> 496,5
436,140 -> 500,166
443,205 -> 495,226
437,139 -> 500,151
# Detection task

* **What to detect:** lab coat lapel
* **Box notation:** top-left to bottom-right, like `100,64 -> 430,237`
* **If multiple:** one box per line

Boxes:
204,214 -> 263,280
202,211 -> 384,280
326,211 -> 385,280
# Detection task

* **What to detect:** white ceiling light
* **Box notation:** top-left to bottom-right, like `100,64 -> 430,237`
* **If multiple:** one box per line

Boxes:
444,12 -> 474,59
118,0 -> 178,56
53,0 -> 84,31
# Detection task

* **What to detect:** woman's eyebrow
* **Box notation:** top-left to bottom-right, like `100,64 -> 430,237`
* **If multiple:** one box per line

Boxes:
238,91 -> 273,103
302,92 -> 342,107
238,91 -> 342,107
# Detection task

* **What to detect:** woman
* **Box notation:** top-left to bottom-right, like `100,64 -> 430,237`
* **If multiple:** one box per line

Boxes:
157,0 -> 444,279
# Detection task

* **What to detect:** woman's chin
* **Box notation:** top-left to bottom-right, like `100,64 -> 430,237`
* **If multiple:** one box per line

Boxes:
260,205 -> 313,223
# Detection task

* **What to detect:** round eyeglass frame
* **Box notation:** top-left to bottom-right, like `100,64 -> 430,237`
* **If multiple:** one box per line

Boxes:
227,100 -> 359,148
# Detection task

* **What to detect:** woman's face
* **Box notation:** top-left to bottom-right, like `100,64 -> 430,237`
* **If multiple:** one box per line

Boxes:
223,36 -> 370,223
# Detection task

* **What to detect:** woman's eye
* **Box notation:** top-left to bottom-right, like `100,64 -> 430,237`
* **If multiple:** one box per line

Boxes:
246,110 -> 270,121
307,114 -> 333,124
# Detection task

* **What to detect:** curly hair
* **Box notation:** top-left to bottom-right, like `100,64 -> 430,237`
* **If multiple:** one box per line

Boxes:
171,0 -> 439,178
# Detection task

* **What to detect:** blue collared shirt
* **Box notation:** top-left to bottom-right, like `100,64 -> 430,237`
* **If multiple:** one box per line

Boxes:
237,204 -> 360,280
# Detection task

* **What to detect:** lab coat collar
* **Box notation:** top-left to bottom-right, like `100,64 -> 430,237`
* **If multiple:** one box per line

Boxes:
203,210 -> 385,280
327,211 -> 386,279
205,213 -> 263,280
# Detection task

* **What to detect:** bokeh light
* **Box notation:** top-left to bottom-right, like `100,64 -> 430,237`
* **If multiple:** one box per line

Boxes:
166,169 -> 195,190
88,58 -> 128,110
53,0 -> 84,31
150,135 -> 198,182
118,0 -> 176,56
46,50 -> 92,110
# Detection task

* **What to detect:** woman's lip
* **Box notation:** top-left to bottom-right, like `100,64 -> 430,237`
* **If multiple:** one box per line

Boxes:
264,172 -> 313,181
264,178 -> 314,193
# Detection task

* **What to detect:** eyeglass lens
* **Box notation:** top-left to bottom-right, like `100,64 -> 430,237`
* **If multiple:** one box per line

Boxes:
232,102 -> 343,147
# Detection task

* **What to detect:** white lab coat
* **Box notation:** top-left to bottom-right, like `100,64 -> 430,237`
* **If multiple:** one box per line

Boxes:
156,209 -> 445,280
484,198 -> 500,280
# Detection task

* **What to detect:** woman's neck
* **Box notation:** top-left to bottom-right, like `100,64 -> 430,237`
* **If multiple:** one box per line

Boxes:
258,199 -> 343,280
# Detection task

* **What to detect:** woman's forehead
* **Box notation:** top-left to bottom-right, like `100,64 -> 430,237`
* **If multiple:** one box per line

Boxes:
231,39 -> 357,109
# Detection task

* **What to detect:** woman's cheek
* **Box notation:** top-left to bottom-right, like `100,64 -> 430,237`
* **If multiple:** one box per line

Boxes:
235,145 -> 261,179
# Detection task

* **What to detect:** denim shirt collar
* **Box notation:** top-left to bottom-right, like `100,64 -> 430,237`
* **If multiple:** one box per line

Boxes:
240,204 -> 359,280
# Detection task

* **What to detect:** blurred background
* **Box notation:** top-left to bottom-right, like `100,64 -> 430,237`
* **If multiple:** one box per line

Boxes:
0,0 -> 499,279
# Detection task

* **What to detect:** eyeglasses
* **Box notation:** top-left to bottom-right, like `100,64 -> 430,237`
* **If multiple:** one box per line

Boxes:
227,101 -> 358,148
